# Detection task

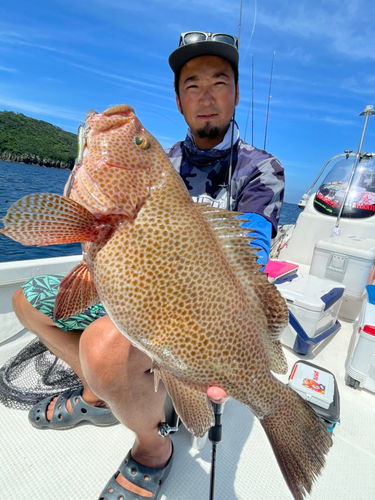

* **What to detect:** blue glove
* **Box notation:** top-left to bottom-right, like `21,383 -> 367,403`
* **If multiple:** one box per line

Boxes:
238,213 -> 272,270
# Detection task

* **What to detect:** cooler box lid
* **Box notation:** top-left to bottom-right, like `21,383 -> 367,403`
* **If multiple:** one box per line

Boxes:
314,236 -> 375,262
288,361 -> 335,409
275,273 -> 345,313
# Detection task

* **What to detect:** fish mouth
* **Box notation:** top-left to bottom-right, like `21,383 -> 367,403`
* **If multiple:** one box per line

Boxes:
90,104 -> 135,133
102,104 -> 135,117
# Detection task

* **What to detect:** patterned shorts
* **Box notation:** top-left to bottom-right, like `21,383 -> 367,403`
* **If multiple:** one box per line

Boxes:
22,275 -> 107,331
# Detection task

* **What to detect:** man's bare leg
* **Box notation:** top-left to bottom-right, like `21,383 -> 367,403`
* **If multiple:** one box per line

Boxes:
12,288 -> 106,418
80,316 -> 171,497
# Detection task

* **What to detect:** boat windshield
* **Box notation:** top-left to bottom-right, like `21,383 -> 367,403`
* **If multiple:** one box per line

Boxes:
314,155 -> 375,218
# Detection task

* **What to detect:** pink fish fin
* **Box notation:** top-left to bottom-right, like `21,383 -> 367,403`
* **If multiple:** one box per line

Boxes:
159,367 -> 214,438
196,204 -> 289,374
260,383 -> 332,500
53,261 -> 100,320
0,193 -> 100,246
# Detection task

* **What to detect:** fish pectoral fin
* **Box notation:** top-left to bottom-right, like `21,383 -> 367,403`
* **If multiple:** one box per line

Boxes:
0,193 -> 99,246
53,261 -> 100,319
159,368 -> 214,438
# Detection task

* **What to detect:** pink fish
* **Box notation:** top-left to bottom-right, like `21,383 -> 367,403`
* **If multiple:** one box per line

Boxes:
1,105 -> 332,499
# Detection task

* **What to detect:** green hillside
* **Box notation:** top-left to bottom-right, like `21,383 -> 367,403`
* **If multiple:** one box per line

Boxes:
0,111 -> 77,169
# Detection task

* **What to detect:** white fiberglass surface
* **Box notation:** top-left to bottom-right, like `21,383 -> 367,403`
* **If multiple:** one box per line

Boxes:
1,314 -> 375,500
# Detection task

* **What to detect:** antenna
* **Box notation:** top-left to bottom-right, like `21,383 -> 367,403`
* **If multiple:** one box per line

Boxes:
251,54 -> 254,146
244,54 -> 254,145
226,0 -> 243,210
237,0 -> 243,47
263,51 -> 275,150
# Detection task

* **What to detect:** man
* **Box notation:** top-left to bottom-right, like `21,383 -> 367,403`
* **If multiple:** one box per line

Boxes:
12,32 -> 284,499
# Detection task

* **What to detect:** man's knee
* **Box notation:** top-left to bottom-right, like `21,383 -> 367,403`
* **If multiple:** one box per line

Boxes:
12,287 -> 27,318
12,286 -> 55,330
13,287 -> 37,327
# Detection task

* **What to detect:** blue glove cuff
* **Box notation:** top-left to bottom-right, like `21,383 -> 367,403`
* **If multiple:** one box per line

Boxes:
238,213 -> 272,270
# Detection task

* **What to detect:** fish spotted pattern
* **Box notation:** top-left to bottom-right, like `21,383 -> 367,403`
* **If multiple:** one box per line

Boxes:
0,104 -> 332,500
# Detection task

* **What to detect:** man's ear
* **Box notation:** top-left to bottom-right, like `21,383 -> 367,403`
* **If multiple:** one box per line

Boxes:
235,83 -> 240,107
176,94 -> 183,114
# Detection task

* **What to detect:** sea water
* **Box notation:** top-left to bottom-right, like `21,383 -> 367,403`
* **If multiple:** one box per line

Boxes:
0,161 -> 302,263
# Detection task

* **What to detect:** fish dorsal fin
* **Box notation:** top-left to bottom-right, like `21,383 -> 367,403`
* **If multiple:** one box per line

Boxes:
54,261 -> 100,320
158,367 -> 214,438
196,204 -> 289,374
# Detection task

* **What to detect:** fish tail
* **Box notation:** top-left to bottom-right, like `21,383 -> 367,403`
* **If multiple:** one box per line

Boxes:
260,386 -> 332,500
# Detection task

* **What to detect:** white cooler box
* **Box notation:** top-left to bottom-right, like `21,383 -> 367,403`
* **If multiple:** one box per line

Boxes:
346,285 -> 375,394
275,273 -> 345,355
310,235 -> 375,321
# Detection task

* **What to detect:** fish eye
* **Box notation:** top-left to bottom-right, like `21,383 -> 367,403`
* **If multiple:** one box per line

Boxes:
134,135 -> 151,150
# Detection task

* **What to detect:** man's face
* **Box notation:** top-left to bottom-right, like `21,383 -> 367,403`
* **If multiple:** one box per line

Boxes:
176,55 -> 239,149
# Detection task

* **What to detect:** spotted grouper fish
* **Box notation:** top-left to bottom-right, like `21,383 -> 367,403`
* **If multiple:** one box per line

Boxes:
0,105 -> 332,499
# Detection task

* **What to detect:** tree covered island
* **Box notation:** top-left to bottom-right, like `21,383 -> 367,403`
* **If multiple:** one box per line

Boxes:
0,111 -> 77,169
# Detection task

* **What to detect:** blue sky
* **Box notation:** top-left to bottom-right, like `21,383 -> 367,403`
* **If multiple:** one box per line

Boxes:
0,0 -> 375,203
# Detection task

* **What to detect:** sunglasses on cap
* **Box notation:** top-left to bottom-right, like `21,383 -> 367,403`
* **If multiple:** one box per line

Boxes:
178,32 -> 239,50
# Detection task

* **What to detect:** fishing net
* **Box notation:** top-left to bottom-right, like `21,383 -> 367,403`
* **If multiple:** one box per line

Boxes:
0,337 -> 81,410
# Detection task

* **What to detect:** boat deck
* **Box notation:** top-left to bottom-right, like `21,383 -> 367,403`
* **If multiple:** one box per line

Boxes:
1,312 -> 374,500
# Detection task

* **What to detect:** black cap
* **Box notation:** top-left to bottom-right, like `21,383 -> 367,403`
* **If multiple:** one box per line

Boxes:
168,32 -> 239,78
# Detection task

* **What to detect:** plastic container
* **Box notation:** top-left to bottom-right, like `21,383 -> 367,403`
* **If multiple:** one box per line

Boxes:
310,235 -> 375,299
346,285 -> 375,393
289,360 -> 340,431
264,260 -> 299,283
275,273 -> 345,355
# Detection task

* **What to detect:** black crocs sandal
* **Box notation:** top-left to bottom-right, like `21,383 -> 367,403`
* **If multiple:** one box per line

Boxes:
99,443 -> 174,499
28,387 -> 119,429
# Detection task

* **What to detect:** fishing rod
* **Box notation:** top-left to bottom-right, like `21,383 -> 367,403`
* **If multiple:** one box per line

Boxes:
244,54 -> 254,145
263,51 -> 275,150
209,402 -> 224,500
227,0 -> 242,210
243,0 -> 257,145
217,2 -> 244,497
226,0 -> 243,211
252,54 -> 254,146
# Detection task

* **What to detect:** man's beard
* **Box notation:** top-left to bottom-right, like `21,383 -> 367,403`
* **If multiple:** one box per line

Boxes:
196,124 -> 221,141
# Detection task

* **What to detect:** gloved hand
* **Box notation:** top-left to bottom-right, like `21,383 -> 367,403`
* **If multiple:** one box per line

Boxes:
238,212 -> 272,270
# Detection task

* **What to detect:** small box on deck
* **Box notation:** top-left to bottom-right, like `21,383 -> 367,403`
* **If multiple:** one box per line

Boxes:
289,360 -> 340,431
264,259 -> 299,283
275,273 -> 345,355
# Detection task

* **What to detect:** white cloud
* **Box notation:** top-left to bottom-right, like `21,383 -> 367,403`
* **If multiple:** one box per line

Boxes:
0,96 -> 83,123
340,76 -> 375,95
0,66 -> 17,73
0,32 -> 83,58
322,116 -> 358,127
256,1 -> 375,61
